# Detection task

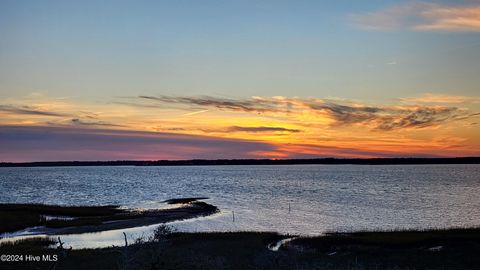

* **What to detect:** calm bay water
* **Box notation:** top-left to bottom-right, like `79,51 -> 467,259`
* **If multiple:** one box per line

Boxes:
1,164 -> 480,247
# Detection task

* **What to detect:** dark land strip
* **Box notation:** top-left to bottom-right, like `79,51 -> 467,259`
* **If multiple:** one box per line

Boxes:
1,157 -> 479,167
0,199 -> 218,235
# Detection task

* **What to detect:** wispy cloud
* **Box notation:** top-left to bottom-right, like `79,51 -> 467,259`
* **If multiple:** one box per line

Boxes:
182,109 -> 209,116
372,107 -> 462,131
227,126 -> 300,133
138,95 -> 282,114
0,104 -> 68,117
127,95 -> 475,131
400,93 -> 480,104
351,2 -> 480,32
70,118 -> 126,127
161,126 -> 301,134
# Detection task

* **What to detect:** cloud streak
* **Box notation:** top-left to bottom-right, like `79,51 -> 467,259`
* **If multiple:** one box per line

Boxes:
70,118 -> 126,127
162,126 -> 301,134
227,126 -> 301,133
0,104 -> 68,117
351,2 -> 480,32
138,95 -> 283,114
182,109 -> 209,116
400,93 -> 480,104
372,107 -> 462,131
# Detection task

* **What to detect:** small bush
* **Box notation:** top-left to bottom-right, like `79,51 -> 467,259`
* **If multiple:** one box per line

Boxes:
151,224 -> 176,242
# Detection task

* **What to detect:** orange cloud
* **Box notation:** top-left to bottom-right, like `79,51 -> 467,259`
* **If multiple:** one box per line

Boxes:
126,95 -> 475,131
351,2 -> 480,32
416,4 -> 480,31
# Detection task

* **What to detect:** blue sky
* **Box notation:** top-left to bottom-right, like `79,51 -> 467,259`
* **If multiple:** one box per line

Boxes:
1,0 -> 479,101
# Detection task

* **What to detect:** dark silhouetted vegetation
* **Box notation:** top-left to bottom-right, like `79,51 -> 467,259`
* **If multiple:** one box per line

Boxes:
163,197 -> 209,204
0,201 -> 218,234
1,157 -> 479,167
0,204 -> 122,233
1,228 -> 479,269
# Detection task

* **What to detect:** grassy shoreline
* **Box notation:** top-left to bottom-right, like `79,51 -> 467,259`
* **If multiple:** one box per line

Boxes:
1,228 -> 479,269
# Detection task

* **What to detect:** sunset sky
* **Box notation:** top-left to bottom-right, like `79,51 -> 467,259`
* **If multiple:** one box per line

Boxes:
1,0 -> 480,161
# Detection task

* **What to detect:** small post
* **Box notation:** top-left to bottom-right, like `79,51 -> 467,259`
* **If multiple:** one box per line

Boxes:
288,203 -> 291,214
232,210 -> 235,222
57,237 -> 64,249
123,232 -> 128,247
122,232 -> 129,270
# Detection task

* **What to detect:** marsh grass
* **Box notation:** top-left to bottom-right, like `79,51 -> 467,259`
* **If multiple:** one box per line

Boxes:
0,203 -> 123,233
0,237 -> 56,249
0,203 -> 122,216
163,197 -> 209,204
1,230 -> 479,269
292,227 -> 480,249
287,227 -> 480,270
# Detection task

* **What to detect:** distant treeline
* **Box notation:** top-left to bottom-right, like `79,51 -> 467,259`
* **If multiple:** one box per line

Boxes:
1,157 -> 479,167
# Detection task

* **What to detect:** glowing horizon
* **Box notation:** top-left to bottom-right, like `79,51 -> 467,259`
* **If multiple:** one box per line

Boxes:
1,92 -> 479,162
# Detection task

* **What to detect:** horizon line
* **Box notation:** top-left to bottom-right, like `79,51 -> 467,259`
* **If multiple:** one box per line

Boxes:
1,157 -> 479,167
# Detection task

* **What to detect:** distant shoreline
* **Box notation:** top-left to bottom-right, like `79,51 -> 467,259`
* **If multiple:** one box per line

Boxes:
1,157 -> 479,167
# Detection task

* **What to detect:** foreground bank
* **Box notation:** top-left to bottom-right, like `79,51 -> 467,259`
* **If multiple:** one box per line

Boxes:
1,228 -> 479,270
